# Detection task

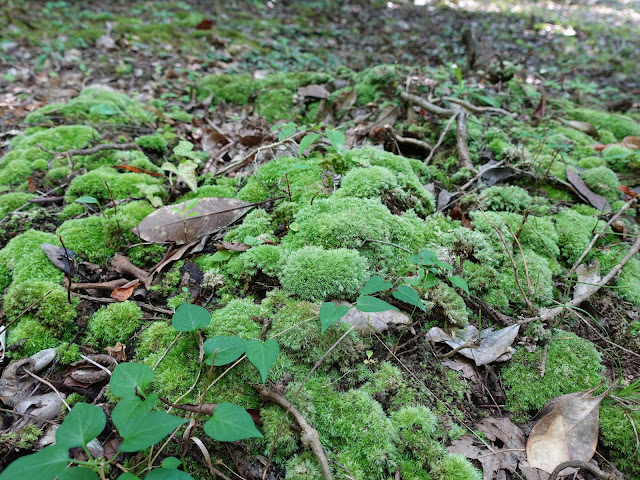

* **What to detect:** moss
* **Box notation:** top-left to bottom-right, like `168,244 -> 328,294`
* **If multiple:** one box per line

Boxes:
57,343 -> 82,365
0,424 -> 42,451
256,88 -> 295,122
279,246 -> 369,302
88,301 -> 143,348
555,209 -> 605,264
7,315 -> 67,357
224,244 -> 283,288
353,65 -> 399,105
568,108 -> 640,140
391,406 -> 440,465
57,216 -> 110,264
176,184 -> 236,202
431,454 -> 482,480
426,283 -> 468,326
478,186 -> 532,213
46,166 -> 70,183
57,202 -> 86,220
0,229 -> 63,288
136,134 -> 169,155
285,452 -> 324,480
237,156 -> 325,205
10,125 -> 98,152
496,249 -> 554,310
24,87 -> 154,125
336,165 -> 397,198
64,167 -> 164,203
4,281 -> 77,336
205,299 -> 263,339
0,193 -> 36,218
283,196 -> 427,275
224,209 -> 274,243
602,144 -> 639,172
579,166 -> 620,202
502,329 -> 604,413
197,73 -> 256,105
599,401 -> 640,478
577,155 -> 606,169
597,246 -> 640,304
257,71 -> 332,91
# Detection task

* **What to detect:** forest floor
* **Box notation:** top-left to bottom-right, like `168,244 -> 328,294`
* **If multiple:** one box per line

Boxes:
1,1 -> 640,480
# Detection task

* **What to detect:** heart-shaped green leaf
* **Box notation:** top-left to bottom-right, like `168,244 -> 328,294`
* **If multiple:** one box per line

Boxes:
109,362 -> 154,398
391,285 -> 426,312
361,276 -> 392,296
173,140 -> 196,158
119,412 -> 188,452
326,129 -> 346,150
319,302 -> 349,333
55,403 -> 106,449
245,339 -> 279,383
161,457 -> 181,470
355,295 -> 398,313
409,248 -> 438,266
449,275 -> 470,294
203,336 -> 247,366
117,474 -> 140,480
172,303 -> 211,332
145,468 -> 194,480
75,196 -> 99,205
203,403 -> 262,441
298,133 -> 320,156
58,467 -> 99,480
0,444 -> 70,480
112,394 -> 159,435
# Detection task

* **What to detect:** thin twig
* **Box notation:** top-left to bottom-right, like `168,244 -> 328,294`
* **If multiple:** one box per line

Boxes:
424,112 -> 458,165
153,332 -> 183,371
548,460 -> 615,480
400,91 -> 454,117
255,384 -> 333,480
215,134 -> 305,175
384,125 -> 432,151
443,96 -> 515,116
36,142 -> 139,157
23,369 -> 70,411
71,292 -> 173,315
452,104 -> 475,172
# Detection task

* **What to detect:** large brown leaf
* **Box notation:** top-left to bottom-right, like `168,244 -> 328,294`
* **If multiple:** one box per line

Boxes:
133,197 -> 254,244
526,389 -> 606,474
566,166 -> 611,212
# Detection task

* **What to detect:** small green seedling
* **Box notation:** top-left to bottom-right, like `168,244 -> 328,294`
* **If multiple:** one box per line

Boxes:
171,198 -> 199,243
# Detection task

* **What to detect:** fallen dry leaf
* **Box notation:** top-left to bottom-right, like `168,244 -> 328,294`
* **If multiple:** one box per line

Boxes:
110,279 -> 140,301
216,241 -> 251,252
526,389 -> 606,474
298,84 -> 330,99
562,119 -> 598,138
566,166 -> 611,212
341,306 -> 410,333
133,197 -> 254,244
105,342 -> 127,362
41,243 -> 76,274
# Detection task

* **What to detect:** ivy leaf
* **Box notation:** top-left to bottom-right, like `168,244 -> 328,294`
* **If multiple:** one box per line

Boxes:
75,196 -> 99,205
326,129 -> 346,150
319,302 -> 349,333
110,362 -> 154,398
112,394 -> 159,435
391,285 -> 426,312
173,140 -> 197,159
119,412 -> 188,452
409,248 -> 438,266
145,469 -> 194,480
245,339 -> 279,383
55,403 -> 106,449
298,133 -> 320,156
449,275 -> 470,294
203,403 -> 263,441
172,303 -> 211,332
361,276 -> 392,296
0,444 -> 70,480
355,295 -> 398,312
203,336 -> 247,366
58,467 -> 99,480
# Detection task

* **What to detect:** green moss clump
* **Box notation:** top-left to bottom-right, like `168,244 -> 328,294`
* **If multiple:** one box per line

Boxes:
502,329 -> 604,412
577,156 -> 606,169
0,229 -> 63,289
478,186 -> 532,213
597,246 -> 640,304
223,244 -> 283,289
224,209 -> 274,243
256,88 -> 295,122
284,196 -> 427,275
205,299 -> 263,339
279,246 -> 369,302
555,209 -> 605,264
0,424 -> 42,451
7,316 -> 67,357
197,73 -> 256,105
237,156 -> 325,205
431,454 -> 482,480
136,134 -> 169,154
176,184 -> 237,202
602,144 -> 640,172
599,401 -> 640,478
336,165 -> 397,198
64,167 -> 164,203
24,87 -> 154,125
4,281 -> 77,336
579,166 -> 620,202
568,108 -> 640,140
0,193 -> 36,218
88,301 -> 143,348
353,65 -> 399,105
426,283 -> 468,326
56,216 -> 109,264
10,125 -> 98,151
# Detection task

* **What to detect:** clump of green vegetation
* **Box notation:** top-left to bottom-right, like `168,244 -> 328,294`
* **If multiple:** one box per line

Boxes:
579,166 -> 620,202
431,454 -> 482,480
136,134 -> 169,154
223,244 -> 283,289
426,283 -> 469,326
599,401 -> 640,478
7,316 -> 69,357
555,209 -> 605,264
24,87 -> 155,125
0,424 -> 42,452
10,125 -> 98,151
256,88 -> 295,122
224,209 -> 275,243
478,186 -> 532,212
64,167 -> 164,203
502,330 -> 604,413
602,144 -> 639,172
0,193 -> 36,219
0,229 -> 63,290
336,165 -> 398,198
197,73 -> 256,105
279,246 -> 369,302
568,108 -> 640,140
597,246 -> 640,304
352,65 -> 400,104
87,301 -> 143,348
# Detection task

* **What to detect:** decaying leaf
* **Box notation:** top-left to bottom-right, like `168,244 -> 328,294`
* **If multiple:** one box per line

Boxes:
430,324 -> 519,366
526,389 -> 606,474
216,241 -> 251,252
105,342 -> 127,362
41,243 -> 76,274
574,259 -> 601,299
0,348 -> 57,406
133,197 -> 254,244
476,159 -> 516,187
566,166 -> 611,212
341,306 -> 410,333
561,119 -> 598,138
110,279 -> 140,301
63,354 -> 117,388
13,392 -> 66,429
298,84 -> 330,99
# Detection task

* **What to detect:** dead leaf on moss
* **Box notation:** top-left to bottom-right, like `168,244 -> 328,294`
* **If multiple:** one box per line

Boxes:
562,119 -> 598,138
105,342 -> 127,362
432,324 -> 519,366
341,306 -> 410,333
110,279 -> 140,301
526,389 -> 606,474
566,166 -> 611,212
133,197 -> 254,244
298,84 -> 330,99
41,242 -> 76,274
216,241 -> 251,252
63,354 -> 117,388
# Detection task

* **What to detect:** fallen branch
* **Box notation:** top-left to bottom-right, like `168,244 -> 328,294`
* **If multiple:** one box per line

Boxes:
69,278 -> 129,292
548,460 -> 616,480
255,384 -> 333,480
71,292 -> 173,315
27,196 -> 64,204
424,112 -> 458,165
443,96 -> 515,116
452,104 -> 475,172
36,142 -> 139,157
400,91 -> 453,117
523,235 -> 640,324
384,125 -> 432,152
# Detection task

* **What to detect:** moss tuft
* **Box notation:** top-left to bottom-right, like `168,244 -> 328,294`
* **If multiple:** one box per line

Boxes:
88,301 -> 143,348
